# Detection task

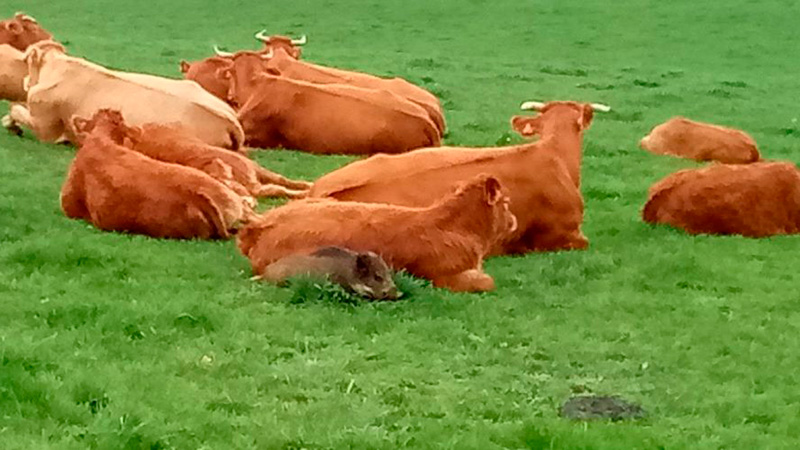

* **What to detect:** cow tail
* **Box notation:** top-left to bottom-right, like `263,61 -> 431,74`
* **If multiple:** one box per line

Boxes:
196,191 -> 231,240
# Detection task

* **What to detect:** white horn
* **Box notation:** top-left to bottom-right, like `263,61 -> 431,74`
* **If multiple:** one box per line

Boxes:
590,103 -> 612,112
254,30 -> 271,42
15,12 -> 38,23
260,48 -> 274,59
520,101 -> 546,111
291,35 -> 307,45
213,45 -> 234,57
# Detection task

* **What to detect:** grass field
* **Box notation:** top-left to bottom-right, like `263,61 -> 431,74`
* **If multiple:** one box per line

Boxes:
2,0 -> 800,448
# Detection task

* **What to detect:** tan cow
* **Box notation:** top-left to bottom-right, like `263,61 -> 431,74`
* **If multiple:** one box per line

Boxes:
309,101 -> 609,254
63,110 -> 253,240
226,52 -> 440,154
237,175 -> 518,292
179,31 -> 306,102
640,117 -> 760,164
642,161 -> 800,237
2,40 -> 245,150
0,13 -> 52,51
0,44 -> 26,102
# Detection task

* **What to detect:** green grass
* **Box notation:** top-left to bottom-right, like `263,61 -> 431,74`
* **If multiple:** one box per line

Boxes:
2,0 -> 800,448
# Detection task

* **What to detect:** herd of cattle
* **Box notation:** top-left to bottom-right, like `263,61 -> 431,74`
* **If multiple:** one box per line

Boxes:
2,13 -> 799,297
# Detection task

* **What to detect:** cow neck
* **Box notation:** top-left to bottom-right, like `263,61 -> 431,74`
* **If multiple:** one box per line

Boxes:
526,108 -> 584,186
429,186 -> 495,243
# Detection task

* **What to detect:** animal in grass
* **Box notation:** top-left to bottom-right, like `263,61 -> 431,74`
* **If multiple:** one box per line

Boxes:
0,13 -> 53,51
208,45 -> 446,135
237,174 -> 518,292
309,100 -> 610,254
640,116 -> 760,164
257,246 -> 400,300
71,110 -> 312,200
2,40 -> 245,150
179,31 -> 307,102
62,109 -> 253,240
223,51 -> 441,154
0,44 -> 27,102
642,161 -> 800,237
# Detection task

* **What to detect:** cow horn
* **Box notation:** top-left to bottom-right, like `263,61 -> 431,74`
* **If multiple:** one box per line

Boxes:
260,49 -> 274,59
291,35 -> 307,45
213,45 -> 234,57
15,12 -> 38,23
254,30 -> 271,42
520,101 -> 546,111
590,103 -> 612,112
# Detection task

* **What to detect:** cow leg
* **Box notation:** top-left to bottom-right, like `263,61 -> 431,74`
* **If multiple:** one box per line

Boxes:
255,166 -> 313,190
8,103 -> 66,143
254,184 -> 308,199
433,269 -> 495,293
523,227 -> 589,252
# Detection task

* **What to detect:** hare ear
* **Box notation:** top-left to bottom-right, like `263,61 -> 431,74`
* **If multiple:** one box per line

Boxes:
484,176 -> 502,205
355,253 -> 372,277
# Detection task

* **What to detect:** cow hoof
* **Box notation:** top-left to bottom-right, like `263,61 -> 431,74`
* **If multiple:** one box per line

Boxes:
2,116 -> 23,137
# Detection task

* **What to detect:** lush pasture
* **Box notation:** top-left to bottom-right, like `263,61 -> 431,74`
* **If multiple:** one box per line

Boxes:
2,0 -> 800,448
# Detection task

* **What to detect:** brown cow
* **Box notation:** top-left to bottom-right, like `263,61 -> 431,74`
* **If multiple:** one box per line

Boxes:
0,44 -> 26,102
225,52 -> 440,154
70,111 -> 312,199
63,110 -> 253,239
237,175 -> 518,292
309,101 -> 609,254
179,31 -> 305,102
0,13 -> 52,51
642,161 -> 800,237
640,117 -> 760,164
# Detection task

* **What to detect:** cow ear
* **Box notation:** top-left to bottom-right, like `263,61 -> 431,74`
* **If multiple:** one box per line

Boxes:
72,116 -> 90,134
216,67 -> 232,80
578,104 -> 594,130
484,176 -> 502,205
510,115 -> 540,137
123,125 -> 143,147
5,21 -> 23,34
179,60 -> 191,74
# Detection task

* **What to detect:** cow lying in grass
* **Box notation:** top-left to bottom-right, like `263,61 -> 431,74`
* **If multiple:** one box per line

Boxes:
640,117 -> 760,164
238,175 -> 517,292
310,101 -> 609,254
0,44 -> 26,102
62,110 -> 253,239
224,51 -> 441,154
642,162 -> 800,237
72,110 -> 312,200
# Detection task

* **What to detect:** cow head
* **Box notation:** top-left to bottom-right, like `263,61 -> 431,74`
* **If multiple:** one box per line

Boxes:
71,109 -> 142,147
452,175 -> 518,244
0,13 -> 53,51
511,101 -> 610,137
221,51 -> 278,108
254,30 -> 305,59
23,39 -> 65,89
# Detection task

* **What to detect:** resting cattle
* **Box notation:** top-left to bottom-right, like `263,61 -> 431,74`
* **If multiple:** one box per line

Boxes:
0,44 -> 26,102
71,110 -> 312,199
0,13 -> 52,51
213,46 -> 446,134
310,101 -> 609,254
63,110 -> 252,240
179,31 -> 305,102
226,52 -> 440,154
238,175 -> 518,292
642,162 -> 800,237
3,40 -> 245,150
640,117 -> 760,164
